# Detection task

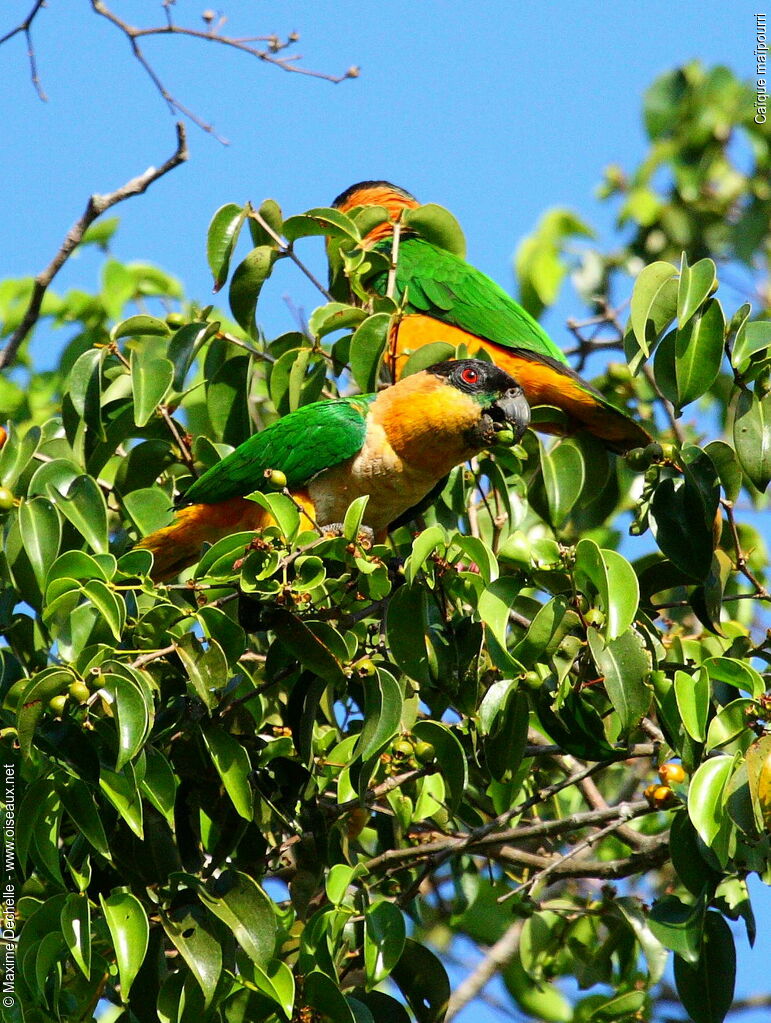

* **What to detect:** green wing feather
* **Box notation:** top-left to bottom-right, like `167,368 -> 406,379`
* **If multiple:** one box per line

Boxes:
373,236 -> 567,366
182,397 -> 374,506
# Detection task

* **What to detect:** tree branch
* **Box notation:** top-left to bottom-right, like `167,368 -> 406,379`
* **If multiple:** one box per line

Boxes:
0,0 -> 48,100
0,122 -> 188,372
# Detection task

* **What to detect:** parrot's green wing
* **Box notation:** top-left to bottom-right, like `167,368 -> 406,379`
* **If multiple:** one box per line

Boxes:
182,397 -> 375,506
372,236 -> 568,366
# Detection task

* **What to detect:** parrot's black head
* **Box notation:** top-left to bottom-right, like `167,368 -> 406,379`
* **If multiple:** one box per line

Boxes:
426,359 -> 531,446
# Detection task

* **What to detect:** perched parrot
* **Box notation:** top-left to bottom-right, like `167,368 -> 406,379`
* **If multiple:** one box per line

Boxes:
138,359 -> 530,580
331,181 -> 651,453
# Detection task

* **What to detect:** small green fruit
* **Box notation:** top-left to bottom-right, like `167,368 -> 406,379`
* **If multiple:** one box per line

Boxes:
0,487 -> 15,511
522,670 -> 542,690
625,447 -> 651,472
392,739 -> 415,759
644,442 -> 664,462
48,695 -> 69,717
584,608 -> 605,628
264,468 -> 288,490
493,427 -> 515,446
413,740 -> 436,764
660,442 -> 677,462
68,681 -> 91,704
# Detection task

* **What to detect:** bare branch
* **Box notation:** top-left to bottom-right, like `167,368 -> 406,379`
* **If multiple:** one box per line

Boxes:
0,123 -> 188,371
446,920 -> 523,1021
248,208 -> 333,301
0,0 -> 48,99
89,1 -> 356,142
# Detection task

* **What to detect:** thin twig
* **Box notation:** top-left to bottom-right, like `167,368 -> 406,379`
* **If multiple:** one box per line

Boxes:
158,404 -> 197,477
446,920 -> 523,1021
0,122 -> 188,371
642,363 -> 685,444
88,2 -> 356,142
386,219 -> 402,300
249,208 -> 333,301
0,0 -> 47,99
721,498 -> 770,599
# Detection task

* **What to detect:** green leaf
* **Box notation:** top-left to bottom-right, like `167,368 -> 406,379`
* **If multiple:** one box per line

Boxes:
704,656 -> 764,699
452,533 -> 498,585
509,595 -> 566,668
677,256 -> 717,328
111,314 -> 171,341
674,911 -> 736,1023
100,890 -> 149,1001
16,667 -> 74,756
0,422 -> 41,489
400,341 -> 455,378
101,673 -> 152,770
309,301 -> 368,339
542,441 -> 585,526
81,579 -> 124,641
130,348 -> 174,428
675,667 -> 710,742
481,682 -> 529,781
629,261 -> 678,358
200,870 -> 276,968
350,313 -> 390,393
69,347 -> 105,436
207,203 -> 247,291
99,763 -> 144,838
355,669 -> 403,762
364,900 -> 406,986
282,207 -> 360,242
649,893 -> 705,963
733,387 -> 771,492
176,633 -> 228,709
732,319 -> 771,375
670,298 -> 725,410
19,497 -> 61,591
477,577 -> 521,652
403,203 -> 466,257
575,540 -> 639,641
228,246 -> 277,338
303,971 -> 358,1023
161,901 -> 223,1007
404,524 -> 446,585
391,939 -> 451,1023
704,440 -> 742,503
412,720 -> 468,814
202,725 -> 254,820
386,584 -> 430,684
46,474 -> 109,554
587,628 -> 650,732
57,777 -> 111,859
688,755 -> 733,849
60,893 -> 91,979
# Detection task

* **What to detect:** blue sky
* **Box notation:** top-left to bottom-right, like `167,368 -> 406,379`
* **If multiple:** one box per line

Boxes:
2,1 -> 769,1019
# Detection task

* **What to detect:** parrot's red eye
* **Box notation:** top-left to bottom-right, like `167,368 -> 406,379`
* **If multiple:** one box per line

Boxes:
460,367 -> 479,385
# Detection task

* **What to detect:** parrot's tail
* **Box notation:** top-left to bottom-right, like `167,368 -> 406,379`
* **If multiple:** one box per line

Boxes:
137,497 -> 272,582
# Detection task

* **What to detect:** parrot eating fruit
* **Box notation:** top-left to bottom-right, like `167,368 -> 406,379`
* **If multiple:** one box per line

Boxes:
138,359 -> 530,580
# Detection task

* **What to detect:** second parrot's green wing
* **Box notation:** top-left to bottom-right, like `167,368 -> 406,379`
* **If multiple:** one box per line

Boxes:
182,397 -> 375,506
372,236 -> 568,366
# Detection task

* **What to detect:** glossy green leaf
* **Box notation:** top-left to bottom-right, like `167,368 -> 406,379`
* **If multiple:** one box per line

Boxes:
542,441 -> 585,526
81,579 -> 124,641
704,656 -> 764,699
481,683 -> 529,781
176,632 -> 228,709
392,939 -> 451,1023
509,595 -> 566,668
733,387 -> 771,492
0,422 -> 41,489
477,577 -> 521,652
303,970 -> 358,1023
18,497 -> 61,591
400,341 -> 456,378
202,725 -> 254,820
161,901 -> 223,1007
386,584 -> 430,684
674,911 -> 736,1023
246,958 -> 295,1017
16,667 -> 75,756
674,667 -> 710,742
60,893 -> 91,979
309,301 -> 368,339
670,298 -> 725,410
99,763 -> 144,838
350,312 -> 390,393
704,440 -> 742,503
575,539 -> 639,641
111,314 -> 171,341
46,474 -> 109,554
355,668 -> 403,762
587,628 -> 650,732
101,673 -> 152,770
629,261 -> 678,357
130,348 -> 174,428
201,870 -> 276,967
228,246 -> 277,338
207,203 -> 247,291
282,206 -> 359,241
403,203 -> 466,257
649,893 -> 705,963
688,755 -> 733,848
732,319 -> 771,374
677,255 -> 717,328
100,890 -> 149,1000
57,777 -> 111,859
69,348 -> 105,436
404,524 -> 446,584
706,698 -> 756,752
364,900 -> 406,986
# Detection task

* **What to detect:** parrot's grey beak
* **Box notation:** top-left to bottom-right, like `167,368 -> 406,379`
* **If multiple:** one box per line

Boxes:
491,386 -> 531,442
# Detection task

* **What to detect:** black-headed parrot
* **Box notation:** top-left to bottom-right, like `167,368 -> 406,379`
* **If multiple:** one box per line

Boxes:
331,180 -> 650,453
138,359 -> 530,579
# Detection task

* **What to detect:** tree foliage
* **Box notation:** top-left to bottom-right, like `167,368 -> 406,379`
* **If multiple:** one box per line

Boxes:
1,63 -> 770,1023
